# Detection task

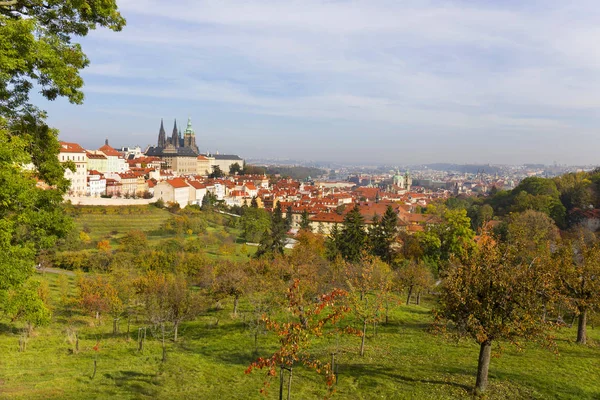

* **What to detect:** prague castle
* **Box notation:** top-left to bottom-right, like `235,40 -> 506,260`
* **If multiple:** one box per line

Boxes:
146,118 -> 243,175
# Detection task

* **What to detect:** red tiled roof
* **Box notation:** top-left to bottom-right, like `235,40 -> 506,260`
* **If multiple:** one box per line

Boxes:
59,141 -> 86,153
310,212 -> 345,223
98,144 -> 121,157
167,178 -> 189,189
187,180 -> 206,190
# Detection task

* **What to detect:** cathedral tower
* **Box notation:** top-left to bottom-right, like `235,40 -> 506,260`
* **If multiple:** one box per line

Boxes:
183,117 -> 199,153
157,118 -> 167,148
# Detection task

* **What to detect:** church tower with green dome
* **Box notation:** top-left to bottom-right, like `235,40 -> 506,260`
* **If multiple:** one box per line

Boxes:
183,117 -> 199,154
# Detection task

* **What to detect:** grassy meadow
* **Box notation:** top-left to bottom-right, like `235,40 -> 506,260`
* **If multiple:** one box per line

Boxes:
0,272 -> 599,400
68,205 -> 256,262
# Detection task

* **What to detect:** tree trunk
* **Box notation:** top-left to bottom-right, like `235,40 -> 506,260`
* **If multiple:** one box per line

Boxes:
577,309 -> 587,344
406,286 -> 413,306
91,359 -> 97,380
113,318 -> 118,335
475,341 -> 492,394
161,324 -> 167,362
287,366 -> 293,400
75,333 -> 79,353
416,291 -> 421,305
233,295 -> 239,317
385,297 -> 389,325
360,319 -> 367,357
279,365 -> 284,400
331,353 -> 336,384
173,322 -> 179,342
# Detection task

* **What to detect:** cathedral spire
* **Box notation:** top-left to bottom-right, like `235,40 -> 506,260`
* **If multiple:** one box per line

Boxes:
157,118 -> 166,148
172,119 -> 178,138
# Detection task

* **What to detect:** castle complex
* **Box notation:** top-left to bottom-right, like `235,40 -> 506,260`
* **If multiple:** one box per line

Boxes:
146,118 -> 243,175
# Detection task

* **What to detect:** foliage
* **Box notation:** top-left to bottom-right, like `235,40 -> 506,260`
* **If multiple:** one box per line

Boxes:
434,232 -> 556,393
229,162 -> 242,175
245,279 -> 351,397
4,279 -> 51,329
240,207 -> 270,243
334,204 -> 367,263
555,231 -> 600,344
395,260 -> 434,305
119,230 -> 148,253
430,208 -> 475,266
369,205 -> 399,264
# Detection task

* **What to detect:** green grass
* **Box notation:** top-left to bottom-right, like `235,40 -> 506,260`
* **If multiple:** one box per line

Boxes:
1,273 -> 599,399
71,207 -> 255,262
74,207 -> 173,242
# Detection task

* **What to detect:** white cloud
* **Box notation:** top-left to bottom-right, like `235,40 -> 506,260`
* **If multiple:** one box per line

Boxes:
65,0 -> 600,164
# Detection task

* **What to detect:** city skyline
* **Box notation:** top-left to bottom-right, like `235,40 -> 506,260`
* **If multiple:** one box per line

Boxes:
43,0 -> 600,165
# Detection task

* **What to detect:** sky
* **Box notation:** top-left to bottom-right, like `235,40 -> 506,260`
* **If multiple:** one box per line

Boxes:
45,0 -> 600,165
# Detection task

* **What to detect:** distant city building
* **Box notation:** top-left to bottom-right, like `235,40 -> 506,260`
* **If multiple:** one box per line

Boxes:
58,141 -> 88,196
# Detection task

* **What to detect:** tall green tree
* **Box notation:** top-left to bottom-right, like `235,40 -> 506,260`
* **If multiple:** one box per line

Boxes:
338,204 -> 367,263
299,209 -> 312,231
370,206 -> 398,263
0,0 -> 124,313
229,162 -> 242,175
285,205 -> 293,231
432,209 -> 475,265
255,203 -> 287,259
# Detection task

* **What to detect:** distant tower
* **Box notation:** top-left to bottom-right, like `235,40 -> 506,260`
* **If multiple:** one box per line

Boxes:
405,170 -> 412,191
393,169 -> 405,189
183,117 -> 199,153
105,138 -> 109,146
171,119 -> 178,147
157,119 -> 167,148
171,119 -> 180,148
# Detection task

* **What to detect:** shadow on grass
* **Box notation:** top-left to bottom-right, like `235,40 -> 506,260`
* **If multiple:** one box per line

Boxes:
104,370 -> 159,397
0,322 -> 14,334
339,363 -> 472,392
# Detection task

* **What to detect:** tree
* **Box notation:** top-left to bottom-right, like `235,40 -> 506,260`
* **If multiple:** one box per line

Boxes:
432,208 -> 475,265
250,196 -> 259,208
395,260 -> 434,306
5,279 -> 51,334
0,0 -> 123,312
556,232 -> 600,344
255,203 -> 287,258
338,204 -> 367,263
299,209 -> 312,231
210,165 -> 224,178
120,230 -> 148,253
229,162 -> 242,175
370,206 -> 398,263
285,205 -> 293,231
346,257 -> 392,356
212,261 -> 248,317
240,207 -> 271,243
434,233 -> 555,394
245,279 -> 351,399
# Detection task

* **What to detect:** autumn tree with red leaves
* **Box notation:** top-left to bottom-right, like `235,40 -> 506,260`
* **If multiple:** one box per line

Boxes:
245,279 -> 354,399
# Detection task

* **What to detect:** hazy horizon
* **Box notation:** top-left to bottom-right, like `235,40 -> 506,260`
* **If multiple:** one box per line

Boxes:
43,0 -> 600,165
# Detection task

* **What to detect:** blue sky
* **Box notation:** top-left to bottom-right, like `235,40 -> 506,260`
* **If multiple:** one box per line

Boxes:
45,0 -> 600,165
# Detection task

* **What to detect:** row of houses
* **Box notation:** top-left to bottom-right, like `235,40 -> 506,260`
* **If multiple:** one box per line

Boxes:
58,140 -> 245,197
